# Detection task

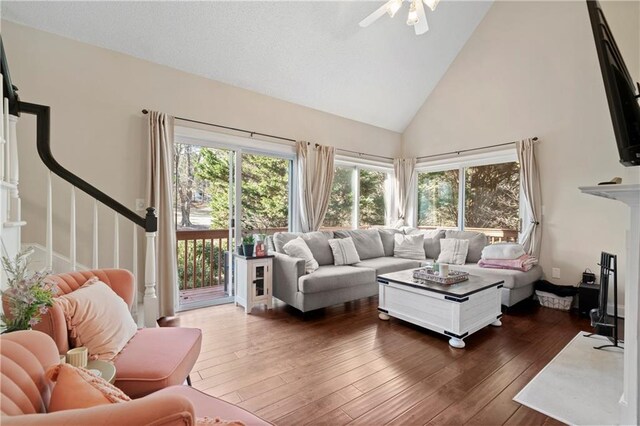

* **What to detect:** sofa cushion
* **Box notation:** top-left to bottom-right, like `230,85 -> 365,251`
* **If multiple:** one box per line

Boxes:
437,239 -> 469,265
354,257 -> 421,275
113,327 -> 202,398
444,230 -> 489,263
283,237 -> 319,273
451,263 -> 543,290
393,234 -> 426,260
333,229 -> 385,260
328,237 -> 361,266
403,228 -> 445,259
378,229 -> 401,257
273,231 -> 334,266
298,265 -> 376,294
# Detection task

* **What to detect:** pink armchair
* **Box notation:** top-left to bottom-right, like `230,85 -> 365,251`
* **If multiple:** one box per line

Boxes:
0,330 -> 270,425
32,269 -> 201,398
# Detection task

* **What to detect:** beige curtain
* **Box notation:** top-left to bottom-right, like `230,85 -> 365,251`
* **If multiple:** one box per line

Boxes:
393,158 -> 417,226
297,141 -> 335,232
517,138 -> 542,258
146,111 -> 178,318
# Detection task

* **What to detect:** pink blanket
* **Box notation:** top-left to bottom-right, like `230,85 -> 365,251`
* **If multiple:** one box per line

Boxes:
478,254 -> 538,272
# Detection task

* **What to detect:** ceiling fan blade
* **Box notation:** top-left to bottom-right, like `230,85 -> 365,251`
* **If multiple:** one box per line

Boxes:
414,0 -> 429,34
359,0 -> 396,28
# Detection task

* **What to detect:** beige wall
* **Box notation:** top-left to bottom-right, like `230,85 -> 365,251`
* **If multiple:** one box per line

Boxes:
2,20 -> 401,271
402,1 -> 640,304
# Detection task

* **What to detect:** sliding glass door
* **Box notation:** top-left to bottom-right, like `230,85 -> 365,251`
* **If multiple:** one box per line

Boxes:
174,139 -> 292,311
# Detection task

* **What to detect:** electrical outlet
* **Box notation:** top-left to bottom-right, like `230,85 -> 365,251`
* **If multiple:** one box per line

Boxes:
135,199 -> 146,212
552,268 -> 561,279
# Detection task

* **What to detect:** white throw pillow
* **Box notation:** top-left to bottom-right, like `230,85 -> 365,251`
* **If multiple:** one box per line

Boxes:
393,234 -> 426,260
283,237 -> 319,273
437,238 -> 470,265
55,278 -> 138,361
328,237 -> 361,266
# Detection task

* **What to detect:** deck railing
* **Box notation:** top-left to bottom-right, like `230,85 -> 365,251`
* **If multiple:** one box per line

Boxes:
417,226 -> 519,244
176,227 -> 288,292
176,229 -> 229,291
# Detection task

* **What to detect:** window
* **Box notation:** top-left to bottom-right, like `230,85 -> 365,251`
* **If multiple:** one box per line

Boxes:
417,169 -> 459,228
464,162 -> 520,235
323,166 -> 355,229
241,152 -> 291,234
416,159 -> 520,243
323,163 -> 391,230
359,169 -> 387,228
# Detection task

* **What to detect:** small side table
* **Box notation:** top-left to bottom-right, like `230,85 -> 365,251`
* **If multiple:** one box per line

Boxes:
578,282 -> 601,317
234,254 -> 274,314
86,360 -> 116,384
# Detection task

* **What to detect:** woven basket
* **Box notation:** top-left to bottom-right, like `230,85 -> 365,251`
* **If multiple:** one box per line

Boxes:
535,290 -> 573,311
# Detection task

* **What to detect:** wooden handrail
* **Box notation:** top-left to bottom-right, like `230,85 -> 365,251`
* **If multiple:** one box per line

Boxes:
15,100 -> 157,232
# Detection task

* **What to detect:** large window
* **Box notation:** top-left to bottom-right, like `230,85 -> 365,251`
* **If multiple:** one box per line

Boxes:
464,162 -> 520,232
359,169 -> 387,228
417,160 -> 520,243
417,169 -> 459,228
323,163 -> 391,230
323,166 -> 355,229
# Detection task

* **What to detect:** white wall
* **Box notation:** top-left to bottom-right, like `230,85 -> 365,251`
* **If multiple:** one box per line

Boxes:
1,20 -> 401,271
402,1 -> 640,304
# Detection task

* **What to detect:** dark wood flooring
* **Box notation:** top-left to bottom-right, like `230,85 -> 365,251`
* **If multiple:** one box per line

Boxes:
169,297 -> 590,425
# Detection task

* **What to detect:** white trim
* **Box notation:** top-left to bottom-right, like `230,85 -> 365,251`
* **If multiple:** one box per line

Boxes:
416,148 -> 517,173
336,154 -> 393,172
175,125 -> 296,159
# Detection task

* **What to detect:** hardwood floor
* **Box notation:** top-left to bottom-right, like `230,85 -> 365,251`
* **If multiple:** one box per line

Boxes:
172,297 -> 589,425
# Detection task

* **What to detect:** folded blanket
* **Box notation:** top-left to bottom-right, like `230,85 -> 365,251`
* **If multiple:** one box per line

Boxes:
478,254 -> 538,272
481,243 -> 526,260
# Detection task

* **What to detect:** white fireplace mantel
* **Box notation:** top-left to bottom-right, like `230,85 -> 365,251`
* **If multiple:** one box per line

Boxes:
580,184 -> 640,425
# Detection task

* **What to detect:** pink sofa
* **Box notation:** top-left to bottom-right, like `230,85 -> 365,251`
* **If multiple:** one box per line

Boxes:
0,330 -> 270,425
32,269 -> 201,398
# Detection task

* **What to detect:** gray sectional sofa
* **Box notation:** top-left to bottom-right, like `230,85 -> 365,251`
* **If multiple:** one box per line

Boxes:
268,228 -> 542,312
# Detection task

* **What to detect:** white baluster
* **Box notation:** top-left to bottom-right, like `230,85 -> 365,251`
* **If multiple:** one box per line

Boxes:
8,115 -> 19,221
3,98 -> 9,183
0,73 -> 5,180
92,200 -> 99,269
131,223 -> 139,322
69,186 -> 77,271
46,171 -> 53,270
144,230 -> 158,327
113,212 -> 119,268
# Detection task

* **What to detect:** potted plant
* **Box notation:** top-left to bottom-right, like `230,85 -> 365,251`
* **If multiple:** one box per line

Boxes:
242,235 -> 255,257
1,247 -> 57,333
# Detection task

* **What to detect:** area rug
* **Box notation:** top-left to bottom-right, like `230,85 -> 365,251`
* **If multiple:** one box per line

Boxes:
514,331 -> 623,425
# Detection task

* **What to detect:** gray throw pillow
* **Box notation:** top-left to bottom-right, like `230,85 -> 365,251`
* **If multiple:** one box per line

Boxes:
273,231 -> 335,266
328,237 -> 361,265
333,229 -> 385,260
393,234 -> 426,260
378,229 -> 401,257
444,230 -> 489,263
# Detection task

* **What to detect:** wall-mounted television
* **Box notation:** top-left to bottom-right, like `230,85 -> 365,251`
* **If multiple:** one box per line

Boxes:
587,0 -> 640,167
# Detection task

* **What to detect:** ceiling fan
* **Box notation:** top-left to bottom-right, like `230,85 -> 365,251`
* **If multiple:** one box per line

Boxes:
359,0 -> 440,35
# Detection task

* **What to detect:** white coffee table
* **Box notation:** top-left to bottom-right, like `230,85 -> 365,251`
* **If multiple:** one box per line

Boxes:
378,268 -> 503,348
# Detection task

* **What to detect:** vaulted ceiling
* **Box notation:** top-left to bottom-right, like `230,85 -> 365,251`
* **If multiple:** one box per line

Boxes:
1,1 -> 492,132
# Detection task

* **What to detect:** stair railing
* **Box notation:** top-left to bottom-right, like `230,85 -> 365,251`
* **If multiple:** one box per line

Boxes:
17,101 -> 159,327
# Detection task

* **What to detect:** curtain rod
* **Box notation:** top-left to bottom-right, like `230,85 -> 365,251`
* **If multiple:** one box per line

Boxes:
141,109 -> 394,161
416,137 -> 538,161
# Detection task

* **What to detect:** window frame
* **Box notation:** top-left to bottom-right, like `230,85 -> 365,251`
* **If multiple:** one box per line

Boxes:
174,125 -> 297,233
414,149 -> 520,234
